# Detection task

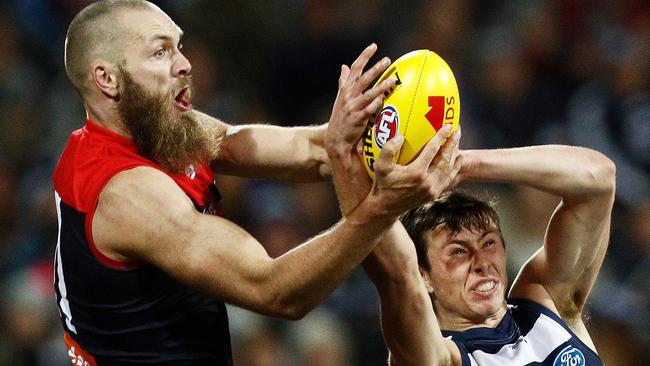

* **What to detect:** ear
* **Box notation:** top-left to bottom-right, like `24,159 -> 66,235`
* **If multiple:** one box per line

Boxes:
419,267 -> 435,294
92,62 -> 119,98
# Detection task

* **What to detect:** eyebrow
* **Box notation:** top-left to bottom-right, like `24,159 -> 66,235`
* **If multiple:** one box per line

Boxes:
446,230 -> 497,246
148,31 -> 183,45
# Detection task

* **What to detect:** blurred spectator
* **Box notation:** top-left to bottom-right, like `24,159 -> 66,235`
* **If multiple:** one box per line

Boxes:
0,261 -> 67,365
0,157 -> 18,261
590,200 -> 650,363
264,0 -> 387,123
470,21 -> 564,148
289,308 -> 353,366
567,27 -> 650,205
0,7 -> 45,169
0,1 -> 647,364
181,37 -> 244,123
233,325 -> 291,366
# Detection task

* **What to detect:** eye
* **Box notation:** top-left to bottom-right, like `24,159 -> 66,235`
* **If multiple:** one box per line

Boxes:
483,239 -> 496,248
450,248 -> 466,256
154,48 -> 167,58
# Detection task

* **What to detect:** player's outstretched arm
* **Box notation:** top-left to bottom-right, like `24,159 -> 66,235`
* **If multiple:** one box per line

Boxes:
205,114 -> 331,182
190,44 -> 393,182
365,224 -> 461,366
328,130 -> 462,365
325,44 -> 462,365
457,146 -> 615,323
188,108 -> 329,182
366,132 -> 463,366
88,45 -> 432,320
91,161 -> 424,320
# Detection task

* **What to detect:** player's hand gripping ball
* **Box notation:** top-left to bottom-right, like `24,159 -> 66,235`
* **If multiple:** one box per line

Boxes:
362,50 -> 460,178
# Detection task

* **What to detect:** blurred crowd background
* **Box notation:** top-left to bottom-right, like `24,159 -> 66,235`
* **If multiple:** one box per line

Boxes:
0,0 -> 648,365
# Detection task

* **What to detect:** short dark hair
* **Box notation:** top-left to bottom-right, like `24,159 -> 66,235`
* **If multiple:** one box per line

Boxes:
400,190 -> 501,271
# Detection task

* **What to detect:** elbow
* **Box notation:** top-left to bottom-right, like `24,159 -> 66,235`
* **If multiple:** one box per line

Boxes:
265,301 -> 313,321
602,159 -> 617,196
366,245 -> 422,289
381,265 -> 423,291
592,154 -> 617,197
580,150 -> 616,199
257,288 -> 315,321
266,292 -> 314,320
283,305 -> 311,320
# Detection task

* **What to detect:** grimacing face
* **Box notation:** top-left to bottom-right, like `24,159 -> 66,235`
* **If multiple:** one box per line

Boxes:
422,221 -> 508,328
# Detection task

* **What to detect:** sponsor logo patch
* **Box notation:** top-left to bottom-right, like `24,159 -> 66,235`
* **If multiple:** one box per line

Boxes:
553,345 -> 585,366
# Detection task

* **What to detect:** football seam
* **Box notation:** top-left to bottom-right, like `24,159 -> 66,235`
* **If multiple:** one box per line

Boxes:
400,51 -> 429,163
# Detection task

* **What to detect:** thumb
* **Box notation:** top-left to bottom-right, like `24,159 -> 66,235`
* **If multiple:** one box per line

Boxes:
375,135 -> 404,172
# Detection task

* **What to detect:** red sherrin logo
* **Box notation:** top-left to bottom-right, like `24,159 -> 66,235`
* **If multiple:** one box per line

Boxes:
425,96 -> 445,130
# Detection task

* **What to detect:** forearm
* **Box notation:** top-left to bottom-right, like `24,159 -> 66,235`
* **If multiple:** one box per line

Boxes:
480,146 -> 617,314
214,123 -> 329,181
266,196 -> 396,318
329,133 -> 446,361
364,225 -> 450,366
459,146 -> 616,201
328,147 -> 371,215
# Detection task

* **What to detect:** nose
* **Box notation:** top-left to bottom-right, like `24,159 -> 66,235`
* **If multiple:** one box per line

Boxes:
173,51 -> 192,78
471,251 -> 491,274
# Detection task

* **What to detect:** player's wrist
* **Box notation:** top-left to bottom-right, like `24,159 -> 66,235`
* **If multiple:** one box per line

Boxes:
350,193 -> 400,225
325,135 -> 356,158
456,149 -> 480,182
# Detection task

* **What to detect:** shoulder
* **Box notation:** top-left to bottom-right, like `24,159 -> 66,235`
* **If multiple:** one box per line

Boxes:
508,250 -> 586,322
92,166 -> 198,261
508,298 -> 598,352
54,124 -> 159,212
98,166 -> 196,220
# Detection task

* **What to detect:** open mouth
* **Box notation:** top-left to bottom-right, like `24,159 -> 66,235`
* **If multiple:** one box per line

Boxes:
173,86 -> 192,111
470,279 -> 498,297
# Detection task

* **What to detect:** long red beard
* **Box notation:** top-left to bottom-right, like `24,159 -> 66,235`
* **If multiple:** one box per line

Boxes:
117,68 -> 218,174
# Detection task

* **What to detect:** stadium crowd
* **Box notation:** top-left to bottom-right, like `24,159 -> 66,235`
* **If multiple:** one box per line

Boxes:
0,0 -> 647,365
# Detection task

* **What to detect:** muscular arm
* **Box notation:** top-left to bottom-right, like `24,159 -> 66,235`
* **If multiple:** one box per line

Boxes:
190,110 -> 329,182
457,146 -> 616,322
360,135 -> 461,366
364,225 -> 459,366
325,43 -> 462,365
329,133 -> 462,365
91,44 -> 443,321
92,166 -> 396,319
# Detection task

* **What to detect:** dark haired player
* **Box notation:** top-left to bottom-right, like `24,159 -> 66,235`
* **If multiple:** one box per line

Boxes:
327,110 -> 614,365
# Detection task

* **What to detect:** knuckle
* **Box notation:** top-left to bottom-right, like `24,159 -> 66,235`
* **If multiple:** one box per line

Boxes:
410,171 -> 426,185
375,165 -> 390,178
374,157 -> 388,171
428,186 -> 441,198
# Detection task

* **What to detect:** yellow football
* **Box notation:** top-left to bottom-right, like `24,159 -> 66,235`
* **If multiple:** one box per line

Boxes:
362,49 -> 460,178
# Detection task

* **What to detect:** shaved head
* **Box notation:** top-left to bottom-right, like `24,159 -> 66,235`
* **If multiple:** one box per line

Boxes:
64,0 -> 159,95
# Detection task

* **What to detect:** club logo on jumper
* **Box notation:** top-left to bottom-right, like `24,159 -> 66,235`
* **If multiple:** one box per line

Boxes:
185,165 -> 196,180
67,346 -> 94,366
374,106 -> 399,148
553,345 -> 585,366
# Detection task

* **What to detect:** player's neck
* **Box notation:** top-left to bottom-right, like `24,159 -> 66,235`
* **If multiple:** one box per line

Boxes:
85,101 -> 130,138
438,305 -> 508,332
